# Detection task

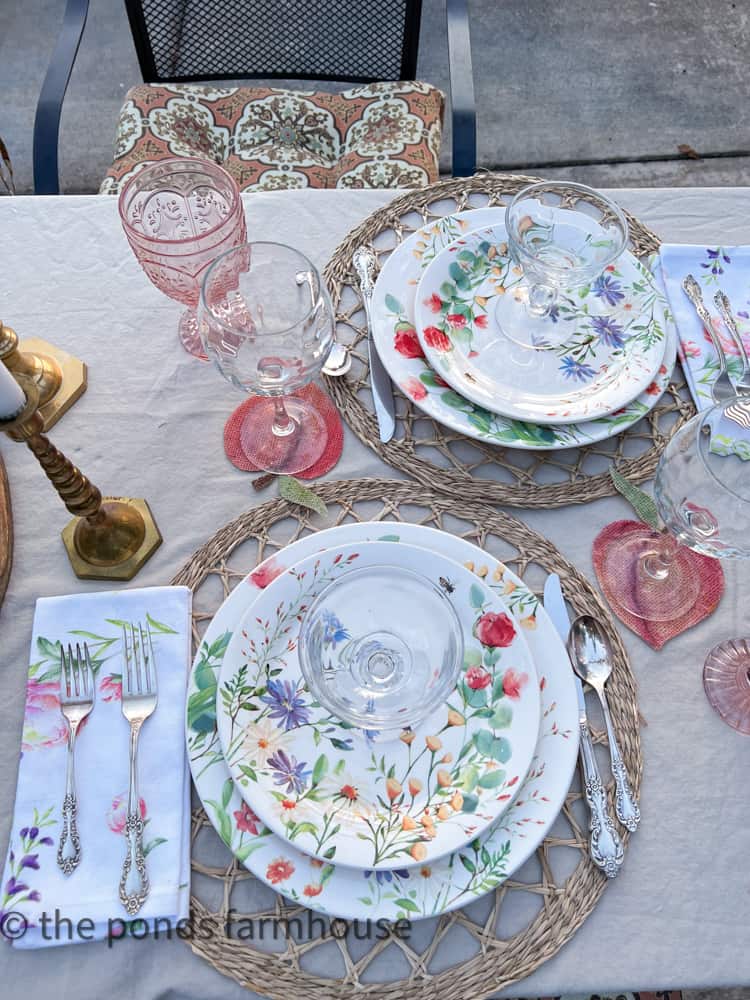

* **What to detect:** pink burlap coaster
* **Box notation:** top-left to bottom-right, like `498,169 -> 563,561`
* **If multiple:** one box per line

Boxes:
593,519 -> 724,650
223,383 -> 344,479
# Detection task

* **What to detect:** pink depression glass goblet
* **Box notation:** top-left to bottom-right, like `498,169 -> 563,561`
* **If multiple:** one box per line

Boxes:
118,157 -> 246,360
598,396 -> 750,731
199,242 -> 335,475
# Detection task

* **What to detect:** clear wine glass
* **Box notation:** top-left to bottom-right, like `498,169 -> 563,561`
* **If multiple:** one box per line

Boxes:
119,157 -> 246,360
496,181 -> 629,350
598,395 -> 750,731
199,242 -> 335,475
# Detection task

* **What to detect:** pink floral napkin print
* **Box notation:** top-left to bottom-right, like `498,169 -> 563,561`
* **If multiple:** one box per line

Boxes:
2,586 -> 191,947
660,244 -> 750,457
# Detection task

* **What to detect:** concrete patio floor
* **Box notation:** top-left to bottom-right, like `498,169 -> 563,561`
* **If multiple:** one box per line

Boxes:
1,0 -> 750,193
0,2 -> 749,996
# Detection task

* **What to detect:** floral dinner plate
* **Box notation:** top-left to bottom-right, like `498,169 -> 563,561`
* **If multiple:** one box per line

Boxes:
215,540 -> 540,870
414,222 -> 668,424
370,208 -> 676,447
186,522 -> 579,920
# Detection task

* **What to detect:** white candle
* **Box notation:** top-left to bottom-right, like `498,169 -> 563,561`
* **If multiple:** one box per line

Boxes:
0,362 -> 26,418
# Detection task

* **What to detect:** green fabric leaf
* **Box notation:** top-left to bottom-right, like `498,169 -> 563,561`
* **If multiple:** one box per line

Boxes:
610,466 -> 660,529
278,476 -> 328,517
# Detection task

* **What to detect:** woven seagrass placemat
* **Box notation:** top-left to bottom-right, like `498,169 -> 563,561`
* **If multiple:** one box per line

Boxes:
173,477 -> 642,998
323,173 -> 695,508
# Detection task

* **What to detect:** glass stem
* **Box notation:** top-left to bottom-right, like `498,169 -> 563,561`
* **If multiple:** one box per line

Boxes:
271,397 -> 296,438
642,530 -> 679,581
527,282 -> 557,318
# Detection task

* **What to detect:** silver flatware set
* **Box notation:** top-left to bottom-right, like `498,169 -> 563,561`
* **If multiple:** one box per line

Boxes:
682,276 -> 750,402
544,573 -> 640,879
55,622 -> 158,916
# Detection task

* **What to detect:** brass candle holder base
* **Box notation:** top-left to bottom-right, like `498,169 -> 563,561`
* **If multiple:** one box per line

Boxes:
1,376 -> 161,581
62,497 -> 162,581
0,323 -> 87,431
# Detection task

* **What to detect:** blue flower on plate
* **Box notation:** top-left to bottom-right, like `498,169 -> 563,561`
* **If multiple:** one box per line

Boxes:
364,868 -> 410,884
261,678 -> 310,731
267,749 -> 311,795
559,356 -> 596,382
590,315 -> 625,349
321,610 -> 350,646
592,274 -> 625,307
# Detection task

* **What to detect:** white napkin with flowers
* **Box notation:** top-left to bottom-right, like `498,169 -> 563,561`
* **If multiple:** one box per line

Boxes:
1,586 -> 191,948
660,243 -> 750,458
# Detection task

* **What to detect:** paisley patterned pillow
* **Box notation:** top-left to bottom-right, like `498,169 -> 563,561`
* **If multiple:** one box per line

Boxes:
100,81 -> 444,194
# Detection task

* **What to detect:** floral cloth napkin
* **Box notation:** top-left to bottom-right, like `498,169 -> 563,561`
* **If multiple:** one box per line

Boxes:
660,243 -> 750,457
2,586 -> 192,947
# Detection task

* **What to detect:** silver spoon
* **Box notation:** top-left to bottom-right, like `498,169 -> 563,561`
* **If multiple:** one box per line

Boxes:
568,615 -> 641,832
295,269 -> 351,377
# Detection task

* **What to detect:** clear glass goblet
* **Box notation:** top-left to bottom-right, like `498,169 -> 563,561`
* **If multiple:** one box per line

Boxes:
598,396 -> 750,731
199,242 -> 335,475
496,181 -> 629,350
298,564 -> 464,738
119,157 -> 246,360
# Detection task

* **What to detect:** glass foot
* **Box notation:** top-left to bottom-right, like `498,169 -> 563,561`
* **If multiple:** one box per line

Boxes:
598,530 -> 701,622
239,395 -> 327,474
493,283 -> 574,350
178,309 -> 209,361
704,639 -> 750,734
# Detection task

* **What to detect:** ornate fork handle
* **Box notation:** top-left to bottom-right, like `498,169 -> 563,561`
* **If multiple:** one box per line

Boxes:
119,812 -> 149,915
57,727 -> 81,875
119,721 -> 149,914
682,275 -> 734,402
597,691 -> 641,832
579,721 -> 624,878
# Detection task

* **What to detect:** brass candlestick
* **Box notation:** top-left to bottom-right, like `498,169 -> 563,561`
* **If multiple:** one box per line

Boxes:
1,374 -> 161,581
0,321 -> 87,431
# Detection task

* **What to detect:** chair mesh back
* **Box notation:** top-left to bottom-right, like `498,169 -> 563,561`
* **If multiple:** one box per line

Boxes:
126,0 -> 421,83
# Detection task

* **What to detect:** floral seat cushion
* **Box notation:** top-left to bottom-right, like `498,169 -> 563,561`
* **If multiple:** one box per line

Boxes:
100,81 -> 444,194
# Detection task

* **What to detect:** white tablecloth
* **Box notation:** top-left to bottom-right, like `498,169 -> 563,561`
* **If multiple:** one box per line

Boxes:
1,187 -> 750,999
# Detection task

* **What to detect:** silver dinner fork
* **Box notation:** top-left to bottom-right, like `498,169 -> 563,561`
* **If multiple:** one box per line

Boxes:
57,643 -> 95,875
119,624 -> 158,915
682,275 -> 735,403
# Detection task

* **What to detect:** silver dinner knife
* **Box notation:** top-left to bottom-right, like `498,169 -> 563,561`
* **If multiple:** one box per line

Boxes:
543,573 -> 624,878
352,246 -> 396,443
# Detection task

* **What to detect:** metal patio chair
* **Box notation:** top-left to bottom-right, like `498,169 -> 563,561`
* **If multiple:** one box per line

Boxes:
33,0 -> 476,194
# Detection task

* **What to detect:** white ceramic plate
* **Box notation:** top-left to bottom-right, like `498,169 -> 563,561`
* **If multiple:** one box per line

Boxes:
414,221 -> 668,424
216,540 -> 540,870
187,522 -> 578,919
371,208 -> 676,447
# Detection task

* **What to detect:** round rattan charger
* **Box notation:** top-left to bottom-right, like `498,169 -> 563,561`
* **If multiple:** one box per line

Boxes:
323,173 -> 694,508
173,478 -> 642,998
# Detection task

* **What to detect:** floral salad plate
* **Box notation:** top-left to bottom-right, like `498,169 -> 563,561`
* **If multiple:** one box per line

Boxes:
370,207 -> 676,448
186,522 -> 579,921
414,222 -> 668,425
215,541 -> 540,870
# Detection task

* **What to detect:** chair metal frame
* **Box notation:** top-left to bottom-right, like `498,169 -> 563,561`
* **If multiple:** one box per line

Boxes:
33,0 -> 475,194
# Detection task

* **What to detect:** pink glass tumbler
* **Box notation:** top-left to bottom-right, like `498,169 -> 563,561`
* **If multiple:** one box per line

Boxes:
118,157 -> 246,359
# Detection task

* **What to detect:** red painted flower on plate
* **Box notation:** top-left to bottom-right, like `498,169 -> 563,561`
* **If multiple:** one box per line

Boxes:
423,327 -> 452,352
475,611 -> 516,648
465,666 -> 492,690
393,327 -> 424,359
502,668 -> 529,700
402,377 -> 427,401
266,858 -> 295,884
